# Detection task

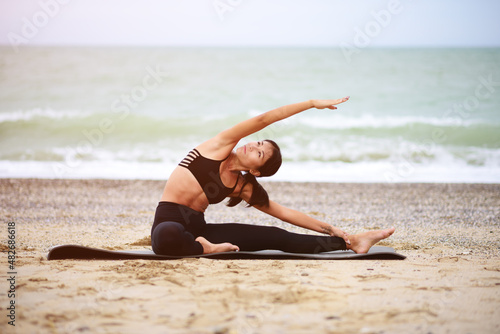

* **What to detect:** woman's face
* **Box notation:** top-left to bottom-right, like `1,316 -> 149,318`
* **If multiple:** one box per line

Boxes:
237,141 -> 274,173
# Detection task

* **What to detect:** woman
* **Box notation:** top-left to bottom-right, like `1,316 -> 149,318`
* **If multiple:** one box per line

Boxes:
151,97 -> 395,255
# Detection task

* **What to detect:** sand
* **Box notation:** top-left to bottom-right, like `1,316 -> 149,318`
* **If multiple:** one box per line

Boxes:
0,179 -> 499,334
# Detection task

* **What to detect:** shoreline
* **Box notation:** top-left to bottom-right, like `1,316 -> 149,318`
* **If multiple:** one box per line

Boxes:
1,178 -> 499,333
3,176 -> 500,183
2,159 -> 499,184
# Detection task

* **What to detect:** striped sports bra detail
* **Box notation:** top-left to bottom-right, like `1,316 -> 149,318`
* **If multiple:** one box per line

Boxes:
179,148 -> 238,204
179,149 -> 201,168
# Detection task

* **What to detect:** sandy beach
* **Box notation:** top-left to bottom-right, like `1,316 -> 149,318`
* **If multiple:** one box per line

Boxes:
1,179 -> 499,334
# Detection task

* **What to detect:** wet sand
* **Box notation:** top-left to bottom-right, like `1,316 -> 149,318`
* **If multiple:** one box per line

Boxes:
1,179 -> 499,333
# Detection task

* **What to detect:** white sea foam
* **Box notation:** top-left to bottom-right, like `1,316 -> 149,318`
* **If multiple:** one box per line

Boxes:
0,108 -> 92,123
295,113 -> 492,130
1,159 -> 499,183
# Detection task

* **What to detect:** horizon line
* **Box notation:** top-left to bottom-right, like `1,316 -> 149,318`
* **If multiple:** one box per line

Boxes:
1,43 -> 500,49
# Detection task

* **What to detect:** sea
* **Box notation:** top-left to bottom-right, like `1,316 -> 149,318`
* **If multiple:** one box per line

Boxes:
1,46 -> 499,183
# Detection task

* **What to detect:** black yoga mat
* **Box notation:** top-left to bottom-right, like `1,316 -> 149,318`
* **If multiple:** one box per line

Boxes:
47,245 -> 406,260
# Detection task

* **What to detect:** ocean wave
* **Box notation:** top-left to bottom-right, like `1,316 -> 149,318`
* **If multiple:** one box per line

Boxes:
2,108 -> 497,134
2,136 -> 499,171
0,107 -> 241,124
278,136 -> 500,167
1,159 -> 499,183
295,113 -> 497,130
0,108 -> 93,123
1,109 -> 499,168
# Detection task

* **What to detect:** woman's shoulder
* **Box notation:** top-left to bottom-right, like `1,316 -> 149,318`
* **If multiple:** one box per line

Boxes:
195,136 -> 236,161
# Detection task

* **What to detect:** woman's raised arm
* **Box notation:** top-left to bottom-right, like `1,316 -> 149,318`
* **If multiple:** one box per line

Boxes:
216,97 -> 349,146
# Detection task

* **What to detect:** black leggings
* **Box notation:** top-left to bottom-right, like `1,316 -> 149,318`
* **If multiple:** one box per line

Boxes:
151,202 -> 346,256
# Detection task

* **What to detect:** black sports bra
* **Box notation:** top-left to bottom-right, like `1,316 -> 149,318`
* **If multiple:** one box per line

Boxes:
179,149 -> 238,204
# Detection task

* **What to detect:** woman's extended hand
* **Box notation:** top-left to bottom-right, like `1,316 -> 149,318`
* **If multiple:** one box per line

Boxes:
311,97 -> 350,110
323,225 -> 351,245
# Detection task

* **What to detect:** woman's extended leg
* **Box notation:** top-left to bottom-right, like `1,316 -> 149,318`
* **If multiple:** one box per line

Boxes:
201,223 -> 346,253
152,221 -> 394,255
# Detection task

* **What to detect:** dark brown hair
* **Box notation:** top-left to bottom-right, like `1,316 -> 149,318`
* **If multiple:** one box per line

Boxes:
226,139 -> 282,208
259,139 -> 282,177
226,173 -> 269,208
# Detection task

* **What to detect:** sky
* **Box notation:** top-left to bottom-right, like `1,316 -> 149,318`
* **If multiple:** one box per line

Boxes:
1,0 -> 500,48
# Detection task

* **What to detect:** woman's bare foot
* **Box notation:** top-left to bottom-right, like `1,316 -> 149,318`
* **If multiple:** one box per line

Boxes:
347,227 -> 395,254
195,236 -> 240,254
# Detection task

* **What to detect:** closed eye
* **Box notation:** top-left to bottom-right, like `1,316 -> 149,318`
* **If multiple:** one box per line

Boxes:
258,142 -> 264,158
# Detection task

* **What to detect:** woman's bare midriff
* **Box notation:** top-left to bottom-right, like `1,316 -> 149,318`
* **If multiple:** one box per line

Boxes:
160,167 -> 210,212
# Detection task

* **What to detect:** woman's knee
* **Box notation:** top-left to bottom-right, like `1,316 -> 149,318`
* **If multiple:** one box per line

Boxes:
151,221 -> 185,255
151,221 -> 203,256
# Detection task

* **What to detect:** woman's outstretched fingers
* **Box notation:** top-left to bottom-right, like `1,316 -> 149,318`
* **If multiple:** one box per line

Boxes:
334,96 -> 350,106
332,96 -> 350,106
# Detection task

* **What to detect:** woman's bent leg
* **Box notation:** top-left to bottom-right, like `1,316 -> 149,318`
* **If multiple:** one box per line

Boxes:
202,223 -> 346,253
151,221 -> 203,256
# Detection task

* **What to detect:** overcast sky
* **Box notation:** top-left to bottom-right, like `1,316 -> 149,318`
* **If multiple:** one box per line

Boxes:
1,0 -> 499,48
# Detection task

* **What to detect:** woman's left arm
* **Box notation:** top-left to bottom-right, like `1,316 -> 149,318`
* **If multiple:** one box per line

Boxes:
254,200 -> 351,245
